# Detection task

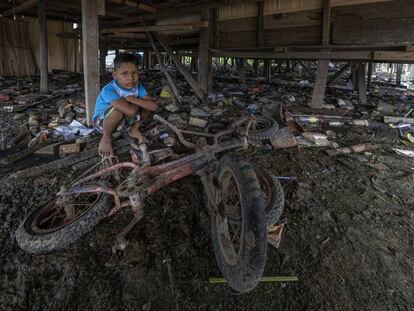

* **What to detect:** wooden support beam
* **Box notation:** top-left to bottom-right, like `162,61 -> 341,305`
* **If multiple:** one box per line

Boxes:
367,62 -> 372,93
238,59 -> 246,85
328,63 -> 350,83
322,0 -> 331,46
154,33 -> 207,104
264,60 -> 271,82
105,32 -> 146,39
311,60 -> 329,109
82,0 -> 100,126
100,42 -> 107,76
211,50 -> 373,61
357,63 -> 367,105
101,22 -> 208,34
351,63 -> 358,88
38,0 -> 48,93
144,51 -> 150,72
143,30 -> 182,102
198,8 -> 211,95
373,51 -> 414,62
147,36 -> 182,103
396,64 -> 403,86
255,1 -> 264,77
1,0 -> 38,17
109,0 -> 156,12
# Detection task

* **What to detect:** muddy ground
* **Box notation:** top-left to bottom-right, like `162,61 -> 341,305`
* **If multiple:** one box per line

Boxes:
1,119 -> 413,311
1,72 -> 414,310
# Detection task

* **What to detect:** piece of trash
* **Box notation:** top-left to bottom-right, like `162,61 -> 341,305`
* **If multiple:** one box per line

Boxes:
54,119 -> 95,139
189,117 -> 207,128
247,104 -> 258,114
209,276 -> 298,284
270,128 -> 298,149
0,94 -> 10,102
325,144 -> 379,157
165,101 -> 179,112
377,101 -> 394,114
302,132 -> 333,147
393,148 -> 414,158
59,143 -> 81,155
159,132 -> 176,147
160,87 -> 173,99
190,107 -> 210,118
267,218 -> 287,249
337,99 -> 354,111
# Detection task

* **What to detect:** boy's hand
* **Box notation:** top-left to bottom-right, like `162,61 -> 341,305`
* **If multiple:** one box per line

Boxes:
125,95 -> 136,103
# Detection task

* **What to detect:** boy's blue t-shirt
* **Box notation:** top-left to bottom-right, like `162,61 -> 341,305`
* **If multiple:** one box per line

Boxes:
93,80 -> 148,121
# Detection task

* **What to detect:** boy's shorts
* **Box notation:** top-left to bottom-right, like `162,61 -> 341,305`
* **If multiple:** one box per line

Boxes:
93,106 -> 141,133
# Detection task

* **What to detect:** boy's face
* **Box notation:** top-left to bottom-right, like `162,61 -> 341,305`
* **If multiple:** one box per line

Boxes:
113,62 -> 139,89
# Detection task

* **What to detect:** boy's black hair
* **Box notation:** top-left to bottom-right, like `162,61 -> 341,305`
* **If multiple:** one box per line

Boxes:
114,53 -> 139,69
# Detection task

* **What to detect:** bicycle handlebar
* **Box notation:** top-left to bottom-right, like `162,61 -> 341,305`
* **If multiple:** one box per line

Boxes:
153,114 -> 253,149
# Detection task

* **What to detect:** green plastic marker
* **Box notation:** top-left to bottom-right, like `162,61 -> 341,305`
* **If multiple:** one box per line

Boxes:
209,276 -> 299,284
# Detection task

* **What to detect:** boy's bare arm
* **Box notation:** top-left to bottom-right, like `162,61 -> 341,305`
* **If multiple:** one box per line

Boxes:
125,95 -> 158,112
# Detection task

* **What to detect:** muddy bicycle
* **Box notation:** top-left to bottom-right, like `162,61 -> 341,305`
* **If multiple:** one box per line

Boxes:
16,114 -> 284,293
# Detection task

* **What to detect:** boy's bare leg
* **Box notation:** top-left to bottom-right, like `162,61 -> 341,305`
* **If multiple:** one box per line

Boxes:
99,109 -> 124,157
128,110 -> 151,144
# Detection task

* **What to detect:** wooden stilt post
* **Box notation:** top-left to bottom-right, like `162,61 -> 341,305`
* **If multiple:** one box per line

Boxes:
190,55 -> 197,72
82,0 -> 100,126
311,0 -> 331,109
144,50 -> 150,72
198,8 -> 211,95
396,64 -> 403,86
38,0 -> 48,93
238,59 -> 246,85
358,62 -> 367,105
99,42 -> 107,77
311,60 -> 329,108
264,60 -> 271,82
255,1 -> 264,77
367,62 -> 372,93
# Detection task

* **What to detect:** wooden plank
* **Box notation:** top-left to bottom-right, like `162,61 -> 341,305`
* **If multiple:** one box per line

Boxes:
38,0 -> 48,93
0,0 -> 38,17
82,0 -> 100,126
154,33 -> 207,103
374,51 -> 414,62
101,24 -> 201,34
212,50 -> 372,60
333,17 -> 414,45
311,59 -> 329,108
105,32 -> 146,39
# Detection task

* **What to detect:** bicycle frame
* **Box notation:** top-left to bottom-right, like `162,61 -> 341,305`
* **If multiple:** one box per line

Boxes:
58,115 -> 253,218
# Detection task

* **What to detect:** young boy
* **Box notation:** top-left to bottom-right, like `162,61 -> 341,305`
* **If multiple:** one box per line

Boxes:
93,53 -> 158,157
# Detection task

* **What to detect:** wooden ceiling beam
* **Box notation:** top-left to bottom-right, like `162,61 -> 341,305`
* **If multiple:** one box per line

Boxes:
108,0 -> 156,13
0,0 -> 38,17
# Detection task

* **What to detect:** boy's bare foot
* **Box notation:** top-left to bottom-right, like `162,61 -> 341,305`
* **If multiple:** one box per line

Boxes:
99,134 -> 114,157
